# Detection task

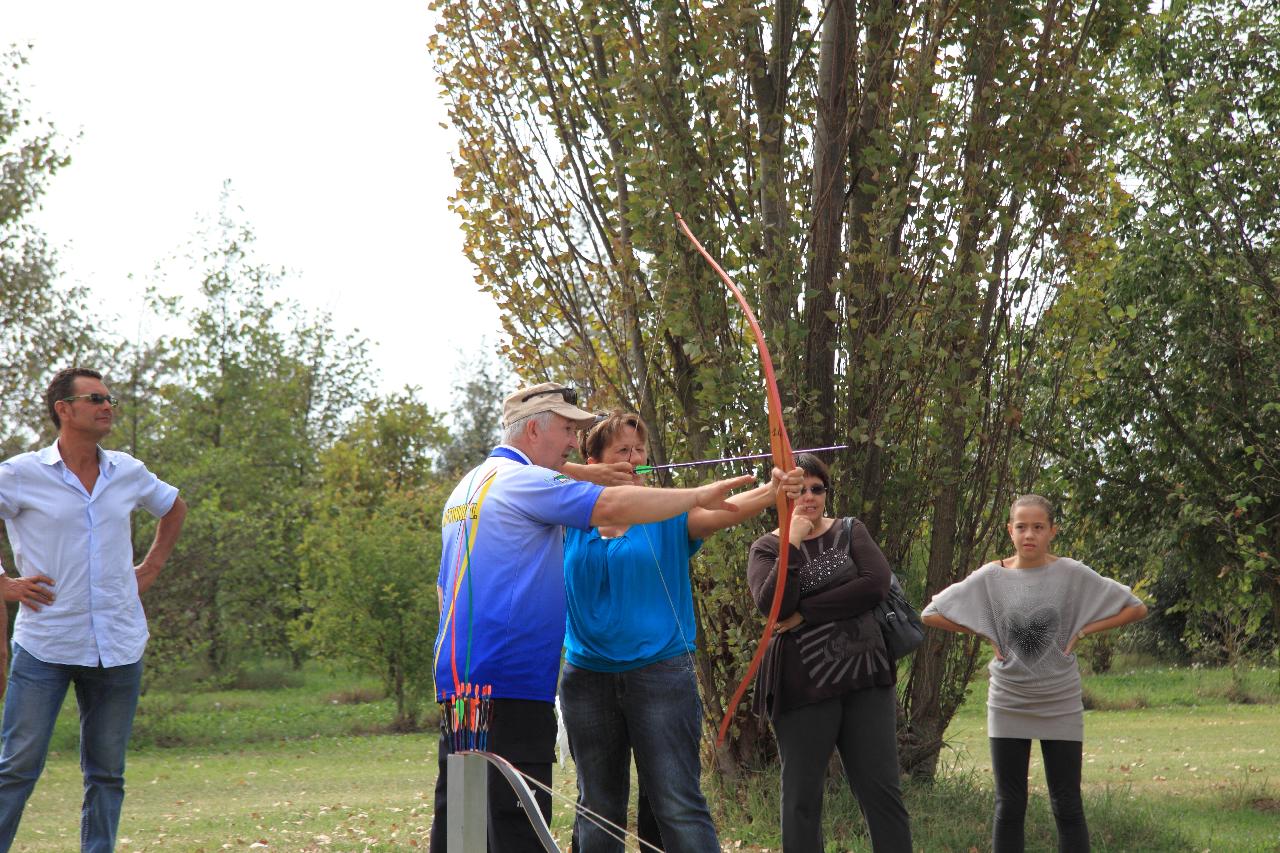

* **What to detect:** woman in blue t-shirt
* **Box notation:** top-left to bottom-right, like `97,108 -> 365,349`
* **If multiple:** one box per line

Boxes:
561,411 -> 799,853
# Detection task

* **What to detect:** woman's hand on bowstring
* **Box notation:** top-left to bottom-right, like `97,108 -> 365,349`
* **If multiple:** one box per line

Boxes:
569,460 -> 638,487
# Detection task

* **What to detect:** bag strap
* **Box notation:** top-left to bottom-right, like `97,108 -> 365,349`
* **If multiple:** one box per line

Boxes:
846,515 -> 905,594
841,516 -> 856,567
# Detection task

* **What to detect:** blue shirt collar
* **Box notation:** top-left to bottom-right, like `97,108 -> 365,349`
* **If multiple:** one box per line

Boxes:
489,445 -> 532,465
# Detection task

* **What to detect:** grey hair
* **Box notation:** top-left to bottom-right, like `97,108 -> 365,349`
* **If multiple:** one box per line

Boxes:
501,410 -> 558,445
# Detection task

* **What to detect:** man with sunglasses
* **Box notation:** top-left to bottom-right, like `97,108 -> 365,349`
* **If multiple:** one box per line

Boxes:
0,367 -> 187,853
429,381 -> 757,853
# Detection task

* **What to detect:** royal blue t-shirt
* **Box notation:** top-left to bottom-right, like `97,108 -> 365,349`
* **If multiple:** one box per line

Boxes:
433,447 -> 603,703
563,514 -> 703,672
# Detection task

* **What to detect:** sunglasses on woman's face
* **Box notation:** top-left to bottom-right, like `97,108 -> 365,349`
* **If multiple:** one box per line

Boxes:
799,485 -> 827,496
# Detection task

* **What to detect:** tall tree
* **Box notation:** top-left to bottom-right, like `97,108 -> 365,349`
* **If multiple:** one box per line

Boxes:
437,344 -> 510,476
0,46 -> 95,454
430,0 -> 1141,772
140,189 -> 374,676
1048,0 -> 1280,657
296,393 -> 449,728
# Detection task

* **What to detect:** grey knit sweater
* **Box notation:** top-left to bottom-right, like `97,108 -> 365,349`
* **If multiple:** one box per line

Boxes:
921,558 -> 1141,741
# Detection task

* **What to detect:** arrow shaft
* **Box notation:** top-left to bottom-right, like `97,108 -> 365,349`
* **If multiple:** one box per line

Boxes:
634,444 -> 847,474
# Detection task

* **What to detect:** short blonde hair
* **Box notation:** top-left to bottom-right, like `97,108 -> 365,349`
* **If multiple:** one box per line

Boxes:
580,411 -> 647,461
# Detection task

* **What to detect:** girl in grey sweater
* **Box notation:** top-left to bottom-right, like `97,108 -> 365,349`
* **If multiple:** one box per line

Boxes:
921,495 -> 1147,853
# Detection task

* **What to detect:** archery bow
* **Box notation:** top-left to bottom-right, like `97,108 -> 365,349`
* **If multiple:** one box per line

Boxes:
674,213 -> 795,748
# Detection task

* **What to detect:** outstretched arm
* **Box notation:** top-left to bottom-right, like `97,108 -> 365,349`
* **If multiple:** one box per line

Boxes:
589,475 -> 756,528
687,466 -> 802,539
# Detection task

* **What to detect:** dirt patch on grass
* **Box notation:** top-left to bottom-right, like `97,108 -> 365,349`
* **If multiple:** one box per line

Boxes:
349,717 -> 429,736
1250,797 -> 1280,813
1221,685 -> 1276,705
326,686 -> 385,705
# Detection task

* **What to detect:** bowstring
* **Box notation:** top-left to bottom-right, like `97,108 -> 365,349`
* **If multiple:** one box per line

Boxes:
460,753 -> 660,850
499,754 -> 666,852
636,523 -> 717,759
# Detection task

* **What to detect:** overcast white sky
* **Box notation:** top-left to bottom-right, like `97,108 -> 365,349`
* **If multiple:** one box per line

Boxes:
7,1 -> 503,413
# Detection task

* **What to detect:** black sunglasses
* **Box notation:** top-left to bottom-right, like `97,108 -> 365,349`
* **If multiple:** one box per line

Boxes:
61,393 -> 119,408
799,485 -> 828,496
521,386 -> 579,406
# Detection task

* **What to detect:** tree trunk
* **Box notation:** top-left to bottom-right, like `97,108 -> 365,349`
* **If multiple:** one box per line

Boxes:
801,0 -> 853,446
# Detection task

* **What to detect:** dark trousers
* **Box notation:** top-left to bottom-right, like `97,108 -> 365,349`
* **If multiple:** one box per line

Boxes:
429,698 -> 556,853
636,787 -> 662,850
771,686 -> 913,852
990,737 -> 1089,853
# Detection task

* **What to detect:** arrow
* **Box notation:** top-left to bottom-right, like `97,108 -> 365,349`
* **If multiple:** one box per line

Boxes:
633,444 -> 848,475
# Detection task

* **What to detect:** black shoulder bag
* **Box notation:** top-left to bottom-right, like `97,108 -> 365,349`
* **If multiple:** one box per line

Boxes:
844,517 -> 925,661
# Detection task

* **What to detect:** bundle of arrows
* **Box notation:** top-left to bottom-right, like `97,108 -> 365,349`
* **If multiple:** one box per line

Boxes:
442,683 -> 493,752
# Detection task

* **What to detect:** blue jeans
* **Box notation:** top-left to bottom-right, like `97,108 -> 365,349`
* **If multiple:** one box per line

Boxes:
560,656 -> 719,853
0,643 -> 143,853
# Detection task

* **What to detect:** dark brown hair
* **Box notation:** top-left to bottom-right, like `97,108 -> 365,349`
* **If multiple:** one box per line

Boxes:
46,367 -> 104,429
794,452 -> 831,493
580,410 -> 648,461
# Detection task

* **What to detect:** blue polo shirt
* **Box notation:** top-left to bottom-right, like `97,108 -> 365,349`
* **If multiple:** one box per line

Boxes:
563,514 -> 702,672
433,446 -> 603,703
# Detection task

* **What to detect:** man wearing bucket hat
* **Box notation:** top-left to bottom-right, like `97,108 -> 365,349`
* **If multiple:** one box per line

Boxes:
429,381 -> 757,852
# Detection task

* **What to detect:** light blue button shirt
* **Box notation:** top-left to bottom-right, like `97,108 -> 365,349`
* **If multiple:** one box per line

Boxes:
0,442 -> 179,667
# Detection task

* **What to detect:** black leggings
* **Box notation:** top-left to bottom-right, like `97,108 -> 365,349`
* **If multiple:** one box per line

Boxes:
990,737 -> 1089,853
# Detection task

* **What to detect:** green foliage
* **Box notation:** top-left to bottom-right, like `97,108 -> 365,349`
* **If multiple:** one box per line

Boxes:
437,345 -> 510,475
428,0 -> 1147,772
0,46 -> 99,455
136,188 -> 376,677
1047,0 -> 1280,659
41,663 -> 394,754
295,394 -> 450,728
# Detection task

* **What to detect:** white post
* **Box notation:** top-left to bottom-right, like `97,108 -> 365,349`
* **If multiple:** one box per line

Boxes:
447,752 -> 488,852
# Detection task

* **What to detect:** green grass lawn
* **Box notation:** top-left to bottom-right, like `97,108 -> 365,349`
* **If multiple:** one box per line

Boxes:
937,660 -> 1280,853
8,666 -> 584,853
19,736 -> 439,851
6,661 -> 1279,851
